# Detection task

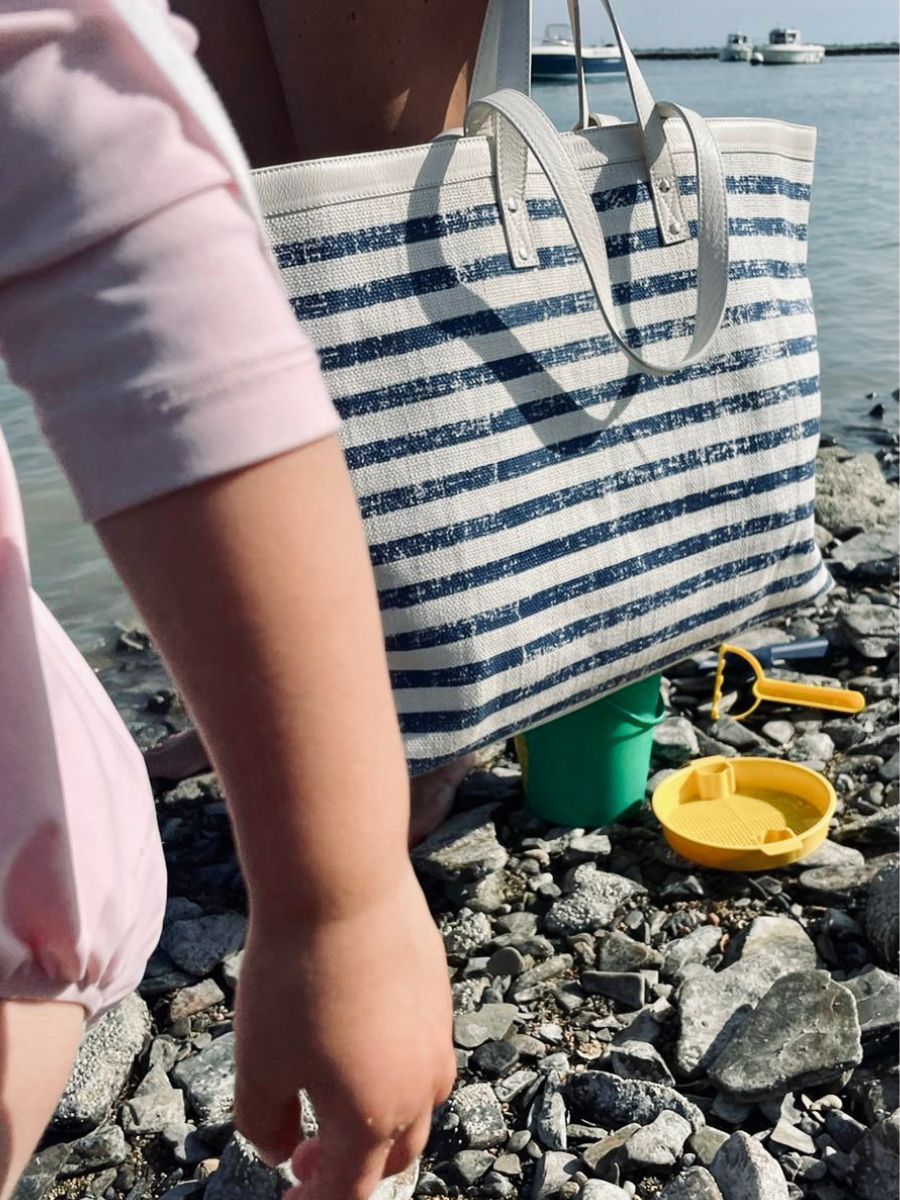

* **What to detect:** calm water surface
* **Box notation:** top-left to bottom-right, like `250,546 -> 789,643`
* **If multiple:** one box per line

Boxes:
1,55 -> 897,648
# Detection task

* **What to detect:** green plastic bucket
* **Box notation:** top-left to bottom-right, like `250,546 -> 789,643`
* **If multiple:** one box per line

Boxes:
516,675 -> 665,827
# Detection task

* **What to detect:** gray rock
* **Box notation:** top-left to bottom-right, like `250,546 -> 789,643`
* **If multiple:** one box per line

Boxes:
689,1127 -> 730,1166
709,718 -> 769,752
11,1144 -> 73,1200
710,1130 -> 789,1200
709,970 -> 862,1101
122,1065 -> 185,1134
441,908 -> 493,957
530,1151 -> 580,1199
867,860 -> 900,967
836,806 -> 900,846
569,1071 -> 704,1132
581,971 -> 645,1008
221,950 -> 244,989
163,913 -> 247,977
169,978 -> 226,1023
769,1117 -> 815,1154
844,967 -> 900,1036
148,1035 -> 180,1073
798,860 -> 880,897
660,1167 -> 724,1200
596,930 -> 663,973
824,1108 -> 867,1152
453,1004 -> 518,1049
450,1084 -> 509,1149
567,833 -> 613,862
839,603 -> 899,658
762,720 -> 796,747
662,927 -> 722,981
171,1032 -> 235,1123
607,1040 -> 675,1086
530,1077 -> 568,1151
160,1123 -> 212,1167
583,1123 -> 640,1178
676,917 -> 816,1077
848,1112 -> 900,1200
796,839 -> 865,870
830,530 -> 899,582
579,1183 -> 631,1200
544,866 -> 645,936
204,1133 -> 289,1200
815,449 -> 899,538
624,1110 -> 692,1170
450,1150 -> 495,1186
412,804 -> 508,883
57,1124 -> 128,1178
654,717 -> 701,765
486,946 -> 527,977
788,731 -> 835,762
53,992 -> 150,1130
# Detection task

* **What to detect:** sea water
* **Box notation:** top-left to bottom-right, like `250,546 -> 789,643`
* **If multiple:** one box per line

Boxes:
1,54 -> 897,647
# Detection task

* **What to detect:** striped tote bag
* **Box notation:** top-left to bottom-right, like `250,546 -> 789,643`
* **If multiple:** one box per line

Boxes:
251,0 -> 830,773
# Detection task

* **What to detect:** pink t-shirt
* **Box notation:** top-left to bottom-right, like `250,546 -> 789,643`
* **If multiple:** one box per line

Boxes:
0,0 -> 339,1017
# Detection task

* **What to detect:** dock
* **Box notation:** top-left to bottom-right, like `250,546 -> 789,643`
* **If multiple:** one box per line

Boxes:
633,43 -> 898,60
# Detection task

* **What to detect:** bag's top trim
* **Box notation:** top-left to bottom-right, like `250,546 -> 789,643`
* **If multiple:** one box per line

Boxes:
254,119 -> 816,221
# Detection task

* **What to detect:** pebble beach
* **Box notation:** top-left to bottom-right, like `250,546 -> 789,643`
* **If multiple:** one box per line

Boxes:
13,429 -> 899,1200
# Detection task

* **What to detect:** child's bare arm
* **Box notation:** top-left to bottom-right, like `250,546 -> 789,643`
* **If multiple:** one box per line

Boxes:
99,435 -> 455,1196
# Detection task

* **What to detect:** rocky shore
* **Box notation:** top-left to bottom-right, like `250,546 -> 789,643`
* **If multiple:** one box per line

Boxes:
14,438 -> 899,1200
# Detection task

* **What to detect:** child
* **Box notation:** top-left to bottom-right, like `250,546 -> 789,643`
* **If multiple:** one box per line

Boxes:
0,3 -> 457,1198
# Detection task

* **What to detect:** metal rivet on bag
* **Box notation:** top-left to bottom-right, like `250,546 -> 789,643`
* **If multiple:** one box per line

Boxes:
658,177 -> 672,192
517,245 -> 531,261
669,220 -> 683,235
506,197 -> 519,212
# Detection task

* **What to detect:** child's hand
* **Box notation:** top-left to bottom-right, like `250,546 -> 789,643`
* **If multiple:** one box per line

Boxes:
233,866 -> 455,1199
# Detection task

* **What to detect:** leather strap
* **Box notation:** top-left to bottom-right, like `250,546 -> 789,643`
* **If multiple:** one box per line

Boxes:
475,0 -> 690,247
465,89 -> 730,377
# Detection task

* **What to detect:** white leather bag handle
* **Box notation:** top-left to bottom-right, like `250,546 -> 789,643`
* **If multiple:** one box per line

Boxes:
472,0 -> 691,247
465,89 -> 730,377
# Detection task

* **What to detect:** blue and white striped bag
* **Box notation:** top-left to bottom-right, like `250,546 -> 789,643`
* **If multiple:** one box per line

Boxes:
254,0 -> 830,773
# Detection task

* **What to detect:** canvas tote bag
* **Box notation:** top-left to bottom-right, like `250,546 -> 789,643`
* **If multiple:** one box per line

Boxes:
114,0 -> 831,774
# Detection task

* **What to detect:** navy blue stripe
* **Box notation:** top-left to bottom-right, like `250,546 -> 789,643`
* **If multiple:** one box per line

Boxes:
386,499 -> 815,652
398,560 -> 825,735
376,455 -> 817,608
273,174 -> 809,268
390,534 -> 817,690
318,261 -> 809,371
345,331 -> 817,456
405,571 -> 830,771
291,215 -> 806,324
362,374 -> 818,521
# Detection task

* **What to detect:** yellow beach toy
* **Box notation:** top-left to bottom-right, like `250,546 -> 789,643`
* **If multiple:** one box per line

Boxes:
711,643 -> 867,722
652,755 -> 836,872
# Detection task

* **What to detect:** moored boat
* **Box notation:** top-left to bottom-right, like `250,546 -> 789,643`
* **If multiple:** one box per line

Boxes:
531,23 -> 624,81
755,28 -> 825,64
720,32 -> 752,62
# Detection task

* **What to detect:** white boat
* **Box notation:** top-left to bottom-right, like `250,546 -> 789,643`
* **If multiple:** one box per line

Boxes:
531,24 -> 624,81
755,28 -> 825,64
720,32 -> 753,62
